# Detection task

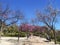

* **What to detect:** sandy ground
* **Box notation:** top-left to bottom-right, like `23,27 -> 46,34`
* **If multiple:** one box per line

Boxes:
0,36 -> 59,45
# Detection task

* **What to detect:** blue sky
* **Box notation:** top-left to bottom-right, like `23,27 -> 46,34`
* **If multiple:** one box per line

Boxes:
0,0 -> 60,30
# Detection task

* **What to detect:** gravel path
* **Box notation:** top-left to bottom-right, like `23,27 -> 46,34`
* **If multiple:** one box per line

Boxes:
0,36 -> 60,45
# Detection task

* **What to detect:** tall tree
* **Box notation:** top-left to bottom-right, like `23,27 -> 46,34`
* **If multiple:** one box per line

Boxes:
36,5 -> 60,44
0,4 -> 24,39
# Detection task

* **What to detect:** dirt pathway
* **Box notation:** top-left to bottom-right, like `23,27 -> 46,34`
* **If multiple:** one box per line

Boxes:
0,36 -> 59,45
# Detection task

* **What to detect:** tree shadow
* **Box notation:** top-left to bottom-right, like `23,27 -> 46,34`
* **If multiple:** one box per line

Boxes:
44,40 -> 50,42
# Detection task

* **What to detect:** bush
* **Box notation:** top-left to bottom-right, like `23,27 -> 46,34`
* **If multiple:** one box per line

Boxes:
3,32 -> 26,37
3,33 -> 17,37
57,36 -> 60,42
19,32 -> 26,37
33,32 -> 40,36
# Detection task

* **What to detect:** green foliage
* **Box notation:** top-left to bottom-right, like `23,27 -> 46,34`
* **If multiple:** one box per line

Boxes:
3,32 -> 26,37
56,36 -> 60,42
19,32 -> 26,37
2,25 -> 26,37
33,32 -> 40,36
33,31 -> 46,38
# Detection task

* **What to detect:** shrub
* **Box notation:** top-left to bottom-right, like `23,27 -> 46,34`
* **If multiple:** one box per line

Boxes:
19,32 -> 26,37
3,32 -> 26,37
33,32 -> 40,36
57,36 -> 60,42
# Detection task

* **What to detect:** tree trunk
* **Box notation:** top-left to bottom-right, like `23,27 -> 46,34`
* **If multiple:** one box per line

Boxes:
0,26 -> 2,39
18,32 -> 20,41
0,26 -> 1,38
0,19 -> 2,39
53,30 -> 56,44
0,30 -> 1,39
